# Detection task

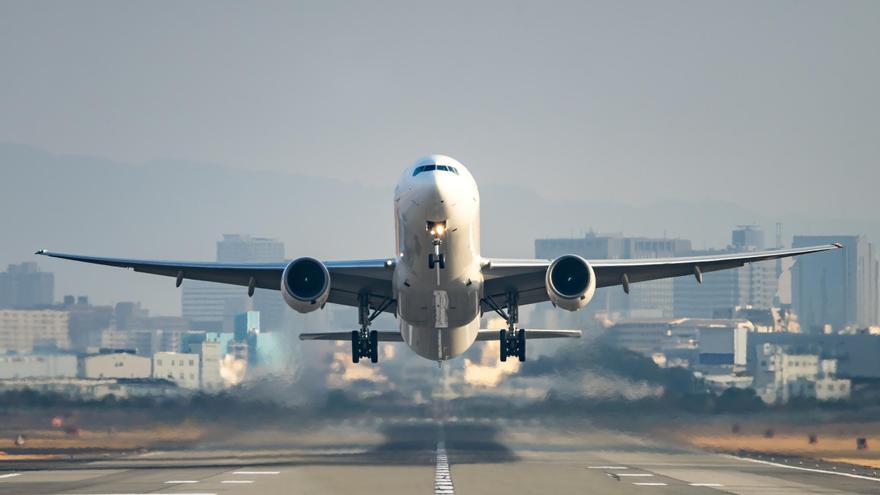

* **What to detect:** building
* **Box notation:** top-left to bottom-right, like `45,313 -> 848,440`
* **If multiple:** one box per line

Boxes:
0,354 -> 77,379
152,351 -> 200,389
606,317 -> 752,364
747,332 -> 880,379
753,343 -> 850,403
792,235 -> 879,332
81,351 -> 151,379
698,325 -> 748,367
674,226 -> 778,318
182,234 -> 285,332
99,328 -> 186,356
61,296 -> 114,352
535,233 -> 691,319
0,309 -> 70,353
191,340 -> 223,390
0,262 -> 54,309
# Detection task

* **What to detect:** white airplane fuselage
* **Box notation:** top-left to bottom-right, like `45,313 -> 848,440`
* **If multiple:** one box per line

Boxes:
392,156 -> 483,361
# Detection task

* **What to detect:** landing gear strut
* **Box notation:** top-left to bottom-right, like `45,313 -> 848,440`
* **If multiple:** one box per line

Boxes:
351,293 -> 391,363
483,291 -> 526,362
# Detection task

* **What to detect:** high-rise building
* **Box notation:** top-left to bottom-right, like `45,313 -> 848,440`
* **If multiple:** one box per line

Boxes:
0,262 -> 54,309
792,235 -> 879,332
674,226 -> 777,318
182,234 -> 286,332
535,233 -> 691,319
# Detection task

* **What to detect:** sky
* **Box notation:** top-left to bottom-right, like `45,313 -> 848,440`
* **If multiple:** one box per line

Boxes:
1,1 -> 878,314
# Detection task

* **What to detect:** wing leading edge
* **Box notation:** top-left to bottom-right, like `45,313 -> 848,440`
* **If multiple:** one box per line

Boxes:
34,250 -> 396,313
482,243 -> 842,309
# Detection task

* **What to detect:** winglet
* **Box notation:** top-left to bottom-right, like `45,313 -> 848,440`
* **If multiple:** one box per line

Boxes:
832,242 -> 844,249
35,249 -> 47,255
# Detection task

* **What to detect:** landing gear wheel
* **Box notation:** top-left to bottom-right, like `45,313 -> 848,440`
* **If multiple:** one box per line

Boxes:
499,330 -> 508,362
351,330 -> 360,363
517,328 -> 526,362
428,253 -> 446,270
369,330 -> 378,363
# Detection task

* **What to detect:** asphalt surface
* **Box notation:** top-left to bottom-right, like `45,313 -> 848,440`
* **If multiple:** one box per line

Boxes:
1,420 -> 879,494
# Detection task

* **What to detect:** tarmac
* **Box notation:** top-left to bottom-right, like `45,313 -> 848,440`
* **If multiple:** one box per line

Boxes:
1,419 -> 879,494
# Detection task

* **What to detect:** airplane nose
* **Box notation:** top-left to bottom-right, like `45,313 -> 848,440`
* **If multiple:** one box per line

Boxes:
420,172 -> 458,217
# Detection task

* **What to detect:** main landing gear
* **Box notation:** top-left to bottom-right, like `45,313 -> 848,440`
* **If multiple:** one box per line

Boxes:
482,290 -> 526,362
351,293 -> 393,364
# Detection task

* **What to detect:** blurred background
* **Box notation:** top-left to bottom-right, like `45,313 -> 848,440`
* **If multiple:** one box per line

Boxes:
1,0 -> 880,477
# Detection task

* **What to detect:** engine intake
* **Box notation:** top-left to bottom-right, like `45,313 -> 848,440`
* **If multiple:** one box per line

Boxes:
545,255 -> 596,311
281,257 -> 330,313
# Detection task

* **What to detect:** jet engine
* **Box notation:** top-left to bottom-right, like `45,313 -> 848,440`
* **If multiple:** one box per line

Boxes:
545,255 -> 596,311
281,257 -> 330,313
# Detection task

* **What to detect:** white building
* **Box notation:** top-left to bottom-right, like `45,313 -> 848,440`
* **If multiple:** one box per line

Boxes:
152,351 -> 200,389
81,352 -> 151,379
0,354 -> 77,379
192,341 -> 223,390
0,309 -> 70,353
754,343 -> 850,403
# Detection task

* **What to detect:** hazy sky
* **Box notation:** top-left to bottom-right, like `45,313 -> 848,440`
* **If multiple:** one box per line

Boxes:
2,1 -> 879,314
2,1 -> 878,217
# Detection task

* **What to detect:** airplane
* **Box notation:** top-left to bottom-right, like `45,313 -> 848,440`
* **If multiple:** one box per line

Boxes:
37,155 -> 841,364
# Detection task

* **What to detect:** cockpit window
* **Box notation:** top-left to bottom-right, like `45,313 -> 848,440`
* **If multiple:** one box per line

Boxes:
412,164 -> 460,176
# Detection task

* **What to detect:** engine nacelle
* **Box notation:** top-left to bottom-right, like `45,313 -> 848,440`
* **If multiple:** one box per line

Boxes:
545,255 -> 596,312
281,257 -> 330,313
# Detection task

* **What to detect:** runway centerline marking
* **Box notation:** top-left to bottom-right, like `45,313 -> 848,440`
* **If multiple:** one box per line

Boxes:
222,480 -> 255,484
435,441 -> 455,495
633,482 -> 667,486
690,483 -> 724,487
165,480 -> 199,484
0,473 -> 22,479
588,466 -> 628,469
616,473 -> 654,477
731,455 -> 880,482
233,471 -> 279,475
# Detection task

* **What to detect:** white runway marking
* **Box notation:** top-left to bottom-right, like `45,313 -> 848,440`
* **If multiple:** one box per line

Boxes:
233,471 -> 279,475
164,480 -> 199,484
633,482 -> 667,486
616,473 -> 654,477
435,441 -> 455,495
689,483 -> 724,487
732,455 -> 880,482
588,466 -> 628,469
222,480 -> 255,484
0,473 -> 21,479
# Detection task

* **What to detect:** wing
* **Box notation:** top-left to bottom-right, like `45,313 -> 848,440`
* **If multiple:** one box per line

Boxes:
35,250 -> 396,313
481,243 -> 842,309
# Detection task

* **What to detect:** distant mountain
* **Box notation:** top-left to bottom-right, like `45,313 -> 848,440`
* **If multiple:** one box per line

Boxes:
2,142 -> 876,314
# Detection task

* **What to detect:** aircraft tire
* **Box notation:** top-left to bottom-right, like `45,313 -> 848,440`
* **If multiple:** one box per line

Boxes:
351,330 -> 360,363
499,329 -> 508,362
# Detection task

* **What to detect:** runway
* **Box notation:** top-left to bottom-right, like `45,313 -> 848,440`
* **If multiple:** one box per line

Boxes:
1,420 -> 878,494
